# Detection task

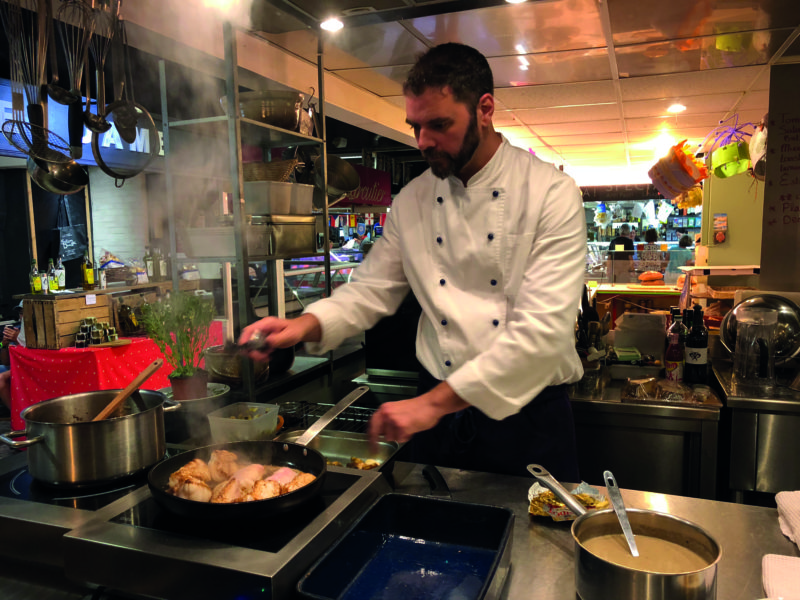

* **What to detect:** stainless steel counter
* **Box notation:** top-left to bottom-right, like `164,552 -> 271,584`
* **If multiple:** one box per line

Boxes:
390,462 -> 800,600
714,361 -> 800,496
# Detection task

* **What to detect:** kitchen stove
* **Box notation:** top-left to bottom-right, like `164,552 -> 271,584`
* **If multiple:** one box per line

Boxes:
63,466 -> 387,600
0,440 -> 388,600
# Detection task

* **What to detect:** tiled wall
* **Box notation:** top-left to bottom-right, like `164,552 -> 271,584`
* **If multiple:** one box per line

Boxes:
88,168 -> 149,263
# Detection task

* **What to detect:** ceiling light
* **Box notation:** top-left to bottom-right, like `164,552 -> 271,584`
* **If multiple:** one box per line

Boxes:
506,0 -> 528,4
518,56 -> 529,66
667,103 -> 686,114
515,44 -> 527,54
321,17 -> 343,32
519,65 -> 529,71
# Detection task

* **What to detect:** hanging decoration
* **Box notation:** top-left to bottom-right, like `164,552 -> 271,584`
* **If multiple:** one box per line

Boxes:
701,114 -> 754,179
672,186 -> 703,209
748,114 -> 768,182
648,140 -> 709,199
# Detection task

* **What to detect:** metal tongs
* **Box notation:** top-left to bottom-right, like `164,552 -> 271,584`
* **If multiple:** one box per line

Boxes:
238,330 -> 271,353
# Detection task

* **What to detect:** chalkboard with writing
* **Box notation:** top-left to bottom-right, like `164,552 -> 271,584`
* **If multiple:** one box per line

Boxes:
760,63 -> 800,291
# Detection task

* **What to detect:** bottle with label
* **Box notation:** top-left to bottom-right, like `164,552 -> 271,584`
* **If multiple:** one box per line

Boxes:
29,260 -> 42,294
55,256 -> 66,289
684,305 -> 708,385
40,265 -> 49,294
664,331 -> 685,382
144,247 -> 154,281
152,247 -> 163,282
47,258 -> 59,292
82,250 -> 95,291
159,251 -> 168,282
117,298 -> 139,335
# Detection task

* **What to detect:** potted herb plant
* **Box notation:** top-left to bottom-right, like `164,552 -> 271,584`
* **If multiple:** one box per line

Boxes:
140,292 -> 215,400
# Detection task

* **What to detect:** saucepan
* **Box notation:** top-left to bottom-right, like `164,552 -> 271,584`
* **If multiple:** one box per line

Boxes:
148,386 -> 369,520
528,465 -> 721,600
0,389 -> 179,486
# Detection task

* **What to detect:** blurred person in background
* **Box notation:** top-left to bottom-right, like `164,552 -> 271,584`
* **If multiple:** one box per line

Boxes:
0,302 -> 25,412
606,223 -> 635,283
665,235 -> 695,285
639,228 -> 664,274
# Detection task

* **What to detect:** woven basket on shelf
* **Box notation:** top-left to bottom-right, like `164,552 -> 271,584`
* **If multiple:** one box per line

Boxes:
242,159 -> 299,182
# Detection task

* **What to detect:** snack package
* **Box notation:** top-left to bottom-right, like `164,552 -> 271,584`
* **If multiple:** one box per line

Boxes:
528,481 -> 609,521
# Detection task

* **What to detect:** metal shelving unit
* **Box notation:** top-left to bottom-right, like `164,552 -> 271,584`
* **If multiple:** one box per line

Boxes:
159,21 -> 332,399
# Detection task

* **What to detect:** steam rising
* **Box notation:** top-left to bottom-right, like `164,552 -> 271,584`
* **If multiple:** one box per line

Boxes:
200,0 -> 253,29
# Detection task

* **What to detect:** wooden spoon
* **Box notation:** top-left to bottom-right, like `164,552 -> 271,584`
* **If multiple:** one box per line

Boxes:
92,358 -> 164,421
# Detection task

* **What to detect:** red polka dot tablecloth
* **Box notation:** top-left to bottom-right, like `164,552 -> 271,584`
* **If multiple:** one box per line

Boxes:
8,321 -> 223,430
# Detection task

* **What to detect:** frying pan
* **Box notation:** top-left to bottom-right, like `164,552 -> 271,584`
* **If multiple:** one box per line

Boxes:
148,386 -> 369,520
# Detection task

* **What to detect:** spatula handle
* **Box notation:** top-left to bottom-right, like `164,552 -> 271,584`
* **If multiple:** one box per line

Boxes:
92,358 -> 163,421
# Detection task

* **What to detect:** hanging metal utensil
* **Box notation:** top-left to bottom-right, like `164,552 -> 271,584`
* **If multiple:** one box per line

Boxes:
50,0 -> 94,107
85,0 -> 117,133
110,16 -> 137,143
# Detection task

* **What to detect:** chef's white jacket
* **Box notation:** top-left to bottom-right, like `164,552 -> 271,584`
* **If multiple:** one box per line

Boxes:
305,137 -> 586,420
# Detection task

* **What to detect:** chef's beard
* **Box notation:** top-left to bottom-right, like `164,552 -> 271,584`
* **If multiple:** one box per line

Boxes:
423,112 -> 480,180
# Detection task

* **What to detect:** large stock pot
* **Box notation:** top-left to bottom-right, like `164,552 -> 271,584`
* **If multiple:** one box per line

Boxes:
0,389 -> 178,486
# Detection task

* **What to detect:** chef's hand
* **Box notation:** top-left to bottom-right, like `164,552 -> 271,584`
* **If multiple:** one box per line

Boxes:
367,381 -> 469,451
238,314 -> 322,362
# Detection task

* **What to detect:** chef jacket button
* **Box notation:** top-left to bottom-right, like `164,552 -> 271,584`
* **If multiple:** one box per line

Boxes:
492,319 -> 500,326
439,278 -> 446,286
445,360 -> 452,367
488,233 -> 494,241
441,319 -> 448,326
490,279 -> 497,286
437,196 -> 444,204
492,190 -> 499,198
436,236 -> 443,244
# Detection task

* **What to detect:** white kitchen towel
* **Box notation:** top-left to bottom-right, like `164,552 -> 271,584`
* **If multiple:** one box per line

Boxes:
762,554 -> 800,599
776,490 -> 800,547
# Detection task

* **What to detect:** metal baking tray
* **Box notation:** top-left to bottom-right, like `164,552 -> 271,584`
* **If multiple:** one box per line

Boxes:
297,493 -> 514,600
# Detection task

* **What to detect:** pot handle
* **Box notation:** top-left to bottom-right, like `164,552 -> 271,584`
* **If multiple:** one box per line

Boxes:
163,399 -> 182,413
0,430 -> 44,448
527,464 -> 587,518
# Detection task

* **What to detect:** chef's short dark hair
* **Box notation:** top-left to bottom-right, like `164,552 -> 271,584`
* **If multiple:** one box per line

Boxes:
403,43 -> 494,111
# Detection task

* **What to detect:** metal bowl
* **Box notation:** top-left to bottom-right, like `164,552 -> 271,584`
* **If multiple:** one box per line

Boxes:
720,294 -> 800,363
220,90 -> 303,131
204,345 -> 269,385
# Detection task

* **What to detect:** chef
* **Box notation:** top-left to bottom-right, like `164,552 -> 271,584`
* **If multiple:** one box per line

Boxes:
242,42 -> 586,481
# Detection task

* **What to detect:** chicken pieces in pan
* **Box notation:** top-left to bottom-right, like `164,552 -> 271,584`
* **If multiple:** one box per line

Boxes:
167,451 -> 316,504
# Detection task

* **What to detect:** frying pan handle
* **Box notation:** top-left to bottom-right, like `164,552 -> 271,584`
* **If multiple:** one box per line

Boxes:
527,464 -> 587,518
294,385 -> 370,447
0,430 -> 44,448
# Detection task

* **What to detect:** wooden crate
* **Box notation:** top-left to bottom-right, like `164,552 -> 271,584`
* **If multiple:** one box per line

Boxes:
23,294 -> 113,350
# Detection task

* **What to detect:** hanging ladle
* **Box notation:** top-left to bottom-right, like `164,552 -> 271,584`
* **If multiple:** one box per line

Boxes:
92,358 -> 163,421
45,0 -> 79,106
603,470 -> 639,557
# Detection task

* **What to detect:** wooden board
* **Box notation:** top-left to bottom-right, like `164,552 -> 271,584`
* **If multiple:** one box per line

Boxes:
90,339 -> 132,348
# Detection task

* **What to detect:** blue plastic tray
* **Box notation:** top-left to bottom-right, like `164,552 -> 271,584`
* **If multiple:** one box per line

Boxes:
297,493 -> 514,600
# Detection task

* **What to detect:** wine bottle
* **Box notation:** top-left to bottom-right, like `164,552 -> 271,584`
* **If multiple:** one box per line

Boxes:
684,305 -> 708,385
664,332 -> 685,382
55,256 -> 66,289
144,247 -> 154,281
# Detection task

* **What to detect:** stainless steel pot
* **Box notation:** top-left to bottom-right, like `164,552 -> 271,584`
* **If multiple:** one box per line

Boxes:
529,465 -> 721,600
0,390 -> 179,486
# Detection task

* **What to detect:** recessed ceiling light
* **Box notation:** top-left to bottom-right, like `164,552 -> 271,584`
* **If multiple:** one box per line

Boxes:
515,44 -> 527,54
519,65 -> 529,71
321,17 -> 343,32
667,103 -> 686,114
506,0 -> 527,4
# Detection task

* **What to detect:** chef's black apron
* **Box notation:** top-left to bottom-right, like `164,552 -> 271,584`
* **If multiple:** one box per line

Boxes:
401,368 -> 581,483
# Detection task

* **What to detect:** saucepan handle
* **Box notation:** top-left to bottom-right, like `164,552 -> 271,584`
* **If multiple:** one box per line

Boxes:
295,385 -> 370,447
162,399 -> 182,413
527,464 -> 588,518
0,430 -> 44,448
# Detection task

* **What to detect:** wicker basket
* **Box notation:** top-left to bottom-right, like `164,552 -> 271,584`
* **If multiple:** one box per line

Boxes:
242,159 -> 299,182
